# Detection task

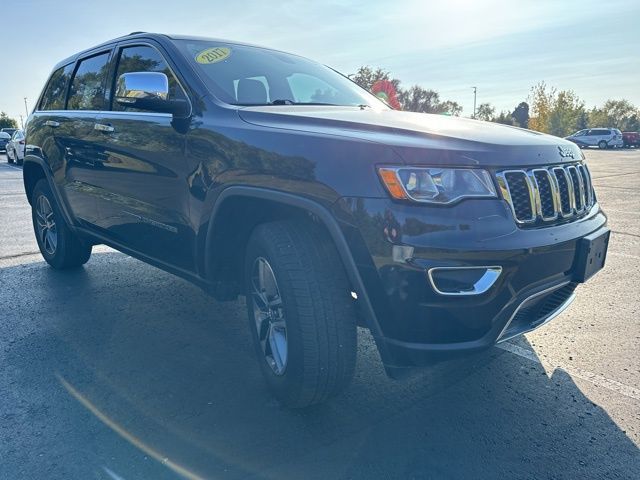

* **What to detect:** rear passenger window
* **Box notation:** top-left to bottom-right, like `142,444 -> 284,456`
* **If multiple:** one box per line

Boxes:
67,52 -> 111,110
112,45 -> 185,112
39,63 -> 74,110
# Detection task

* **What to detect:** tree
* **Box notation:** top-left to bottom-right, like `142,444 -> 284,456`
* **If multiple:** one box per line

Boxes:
350,66 -> 400,93
589,99 -> 640,131
475,103 -> 495,121
528,82 -> 556,133
398,85 -> 441,113
548,90 -> 585,137
0,112 -> 18,129
528,83 -> 587,136
439,100 -> 463,117
493,111 -> 515,126
511,102 -> 529,128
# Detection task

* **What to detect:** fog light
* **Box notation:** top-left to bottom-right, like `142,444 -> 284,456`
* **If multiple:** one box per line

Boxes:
428,266 -> 501,296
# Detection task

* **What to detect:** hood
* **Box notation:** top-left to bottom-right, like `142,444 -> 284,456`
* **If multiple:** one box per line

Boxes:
237,106 -> 583,167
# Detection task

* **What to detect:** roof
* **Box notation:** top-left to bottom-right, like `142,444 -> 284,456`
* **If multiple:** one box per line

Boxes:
51,32 -> 287,70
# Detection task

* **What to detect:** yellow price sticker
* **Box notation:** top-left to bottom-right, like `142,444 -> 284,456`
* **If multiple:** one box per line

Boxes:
195,47 -> 232,64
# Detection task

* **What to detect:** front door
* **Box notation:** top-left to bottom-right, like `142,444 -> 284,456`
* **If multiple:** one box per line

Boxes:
90,43 -> 195,271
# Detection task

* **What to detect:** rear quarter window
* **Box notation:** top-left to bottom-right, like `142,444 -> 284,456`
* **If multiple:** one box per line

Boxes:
39,63 -> 74,111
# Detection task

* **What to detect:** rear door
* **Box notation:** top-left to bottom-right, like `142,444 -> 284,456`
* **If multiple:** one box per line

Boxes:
58,51 -> 114,224
90,42 -> 195,271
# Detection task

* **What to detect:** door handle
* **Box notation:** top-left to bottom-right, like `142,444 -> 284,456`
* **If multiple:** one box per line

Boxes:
94,123 -> 115,133
44,120 -> 60,128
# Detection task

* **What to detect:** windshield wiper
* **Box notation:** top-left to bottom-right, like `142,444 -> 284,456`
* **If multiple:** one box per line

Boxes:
270,99 -> 339,106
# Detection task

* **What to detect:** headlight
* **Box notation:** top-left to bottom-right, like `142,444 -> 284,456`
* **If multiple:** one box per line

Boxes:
378,167 -> 497,204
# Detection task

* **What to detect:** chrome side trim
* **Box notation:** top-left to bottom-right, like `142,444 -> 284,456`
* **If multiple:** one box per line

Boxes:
31,109 -> 172,118
496,281 -> 575,343
427,266 -> 502,296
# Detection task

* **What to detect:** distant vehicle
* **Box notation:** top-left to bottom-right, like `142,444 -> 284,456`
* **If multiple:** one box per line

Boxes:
6,129 -> 25,164
622,131 -> 639,148
0,127 -> 17,137
0,131 -> 10,152
565,128 -> 624,149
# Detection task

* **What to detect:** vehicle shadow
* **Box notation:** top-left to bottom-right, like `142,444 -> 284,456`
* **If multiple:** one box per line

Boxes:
2,252 -> 638,479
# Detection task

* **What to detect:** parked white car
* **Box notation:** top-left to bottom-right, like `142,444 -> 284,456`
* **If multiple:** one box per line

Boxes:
6,129 -> 25,165
565,128 -> 623,149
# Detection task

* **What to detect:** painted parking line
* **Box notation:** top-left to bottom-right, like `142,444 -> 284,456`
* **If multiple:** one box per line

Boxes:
608,252 -> 640,261
497,342 -> 640,401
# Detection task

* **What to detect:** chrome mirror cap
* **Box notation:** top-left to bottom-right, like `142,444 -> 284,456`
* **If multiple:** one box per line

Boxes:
115,72 -> 169,104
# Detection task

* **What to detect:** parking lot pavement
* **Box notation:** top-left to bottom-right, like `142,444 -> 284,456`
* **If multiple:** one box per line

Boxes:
1,150 -> 638,479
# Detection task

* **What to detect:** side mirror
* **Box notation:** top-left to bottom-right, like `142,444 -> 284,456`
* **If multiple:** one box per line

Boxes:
115,72 -> 188,117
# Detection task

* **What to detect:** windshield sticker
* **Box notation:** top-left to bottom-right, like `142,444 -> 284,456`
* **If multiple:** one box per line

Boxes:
195,47 -> 231,64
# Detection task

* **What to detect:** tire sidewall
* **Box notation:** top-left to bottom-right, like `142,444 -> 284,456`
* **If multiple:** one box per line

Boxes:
244,230 -> 307,403
31,179 -> 69,268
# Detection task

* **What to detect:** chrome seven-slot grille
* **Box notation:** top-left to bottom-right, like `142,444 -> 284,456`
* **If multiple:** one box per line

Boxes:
496,163 -> 595,225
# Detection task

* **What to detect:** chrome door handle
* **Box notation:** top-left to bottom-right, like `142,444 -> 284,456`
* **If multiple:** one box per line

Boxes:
44,120 -> 60,128
94,123 -> 115,133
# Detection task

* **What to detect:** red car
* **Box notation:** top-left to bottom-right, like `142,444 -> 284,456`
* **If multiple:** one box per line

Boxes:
622,131 -> 639,147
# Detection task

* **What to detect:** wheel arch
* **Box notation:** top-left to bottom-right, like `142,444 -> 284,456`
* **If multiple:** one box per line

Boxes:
23,156 -> 76,228
201,187 -> 386,342
23,158 -> 49,205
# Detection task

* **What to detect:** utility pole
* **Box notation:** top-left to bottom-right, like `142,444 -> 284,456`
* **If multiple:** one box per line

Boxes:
471,87 -> 477,119
23,97 -> 29,116
19,115 -> 24,129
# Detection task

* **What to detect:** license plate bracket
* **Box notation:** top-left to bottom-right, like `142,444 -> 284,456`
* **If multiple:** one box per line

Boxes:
574,228 -> 610,283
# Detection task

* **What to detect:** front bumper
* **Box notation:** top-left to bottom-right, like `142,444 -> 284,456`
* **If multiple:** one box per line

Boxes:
334,197 -> 608,368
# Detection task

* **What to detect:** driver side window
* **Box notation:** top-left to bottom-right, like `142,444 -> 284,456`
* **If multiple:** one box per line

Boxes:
112,45 -> 185,112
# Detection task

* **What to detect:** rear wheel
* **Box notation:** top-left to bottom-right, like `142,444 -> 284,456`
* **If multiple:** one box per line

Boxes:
31,179 -> 92,269
598,140 -> 608,149
244,220 -> 357,408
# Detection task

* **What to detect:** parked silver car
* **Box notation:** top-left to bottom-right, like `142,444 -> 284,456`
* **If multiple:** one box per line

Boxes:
565,128 -> 623,149
6,129 -> 25,165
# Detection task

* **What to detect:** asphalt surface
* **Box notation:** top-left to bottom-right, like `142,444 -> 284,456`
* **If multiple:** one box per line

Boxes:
1,150 -> 639,480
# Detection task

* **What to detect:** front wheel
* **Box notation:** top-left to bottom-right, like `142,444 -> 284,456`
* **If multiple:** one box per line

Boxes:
31,179 -> 92,269
598,140 -> 608,149
244,220 -> 357,408
7,148 -> 14,164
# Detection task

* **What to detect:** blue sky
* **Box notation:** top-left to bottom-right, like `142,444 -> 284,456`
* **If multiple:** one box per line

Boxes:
1,0 -> 638,124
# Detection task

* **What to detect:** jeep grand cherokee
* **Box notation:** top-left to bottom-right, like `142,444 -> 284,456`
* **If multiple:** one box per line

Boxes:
24,33 -> 609,407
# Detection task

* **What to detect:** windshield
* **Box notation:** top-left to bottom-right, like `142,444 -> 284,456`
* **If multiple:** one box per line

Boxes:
173,40 -> 387,108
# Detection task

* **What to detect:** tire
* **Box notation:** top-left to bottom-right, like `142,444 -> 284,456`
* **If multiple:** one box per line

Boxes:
598,140 -> 608,149
244,220 -> 357,408
7,148 -> 14,164
31,179 -> 92,269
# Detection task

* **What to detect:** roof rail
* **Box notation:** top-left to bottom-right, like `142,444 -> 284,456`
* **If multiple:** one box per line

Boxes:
128,31 -> 146,35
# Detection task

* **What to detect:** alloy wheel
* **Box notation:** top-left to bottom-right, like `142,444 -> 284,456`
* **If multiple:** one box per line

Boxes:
251,257 -> 288,375
35,194 -> 58,255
